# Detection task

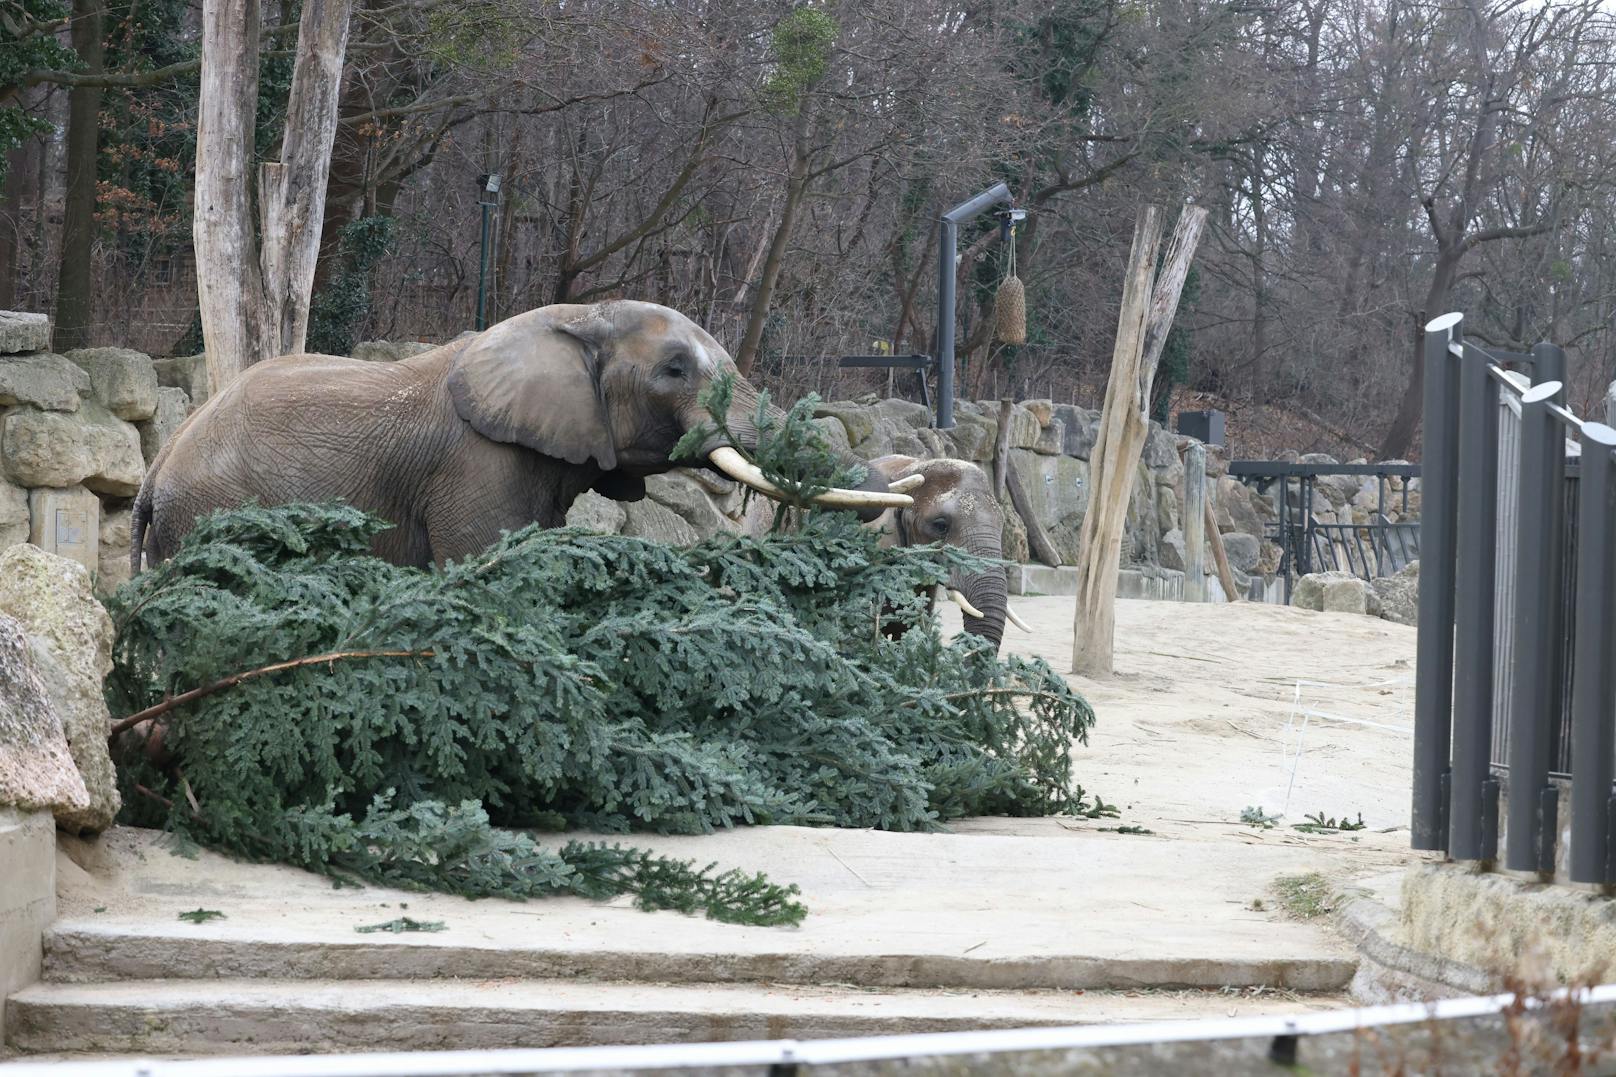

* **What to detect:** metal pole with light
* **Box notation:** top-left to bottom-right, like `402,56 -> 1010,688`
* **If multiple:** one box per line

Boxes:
475,173 -> 501,331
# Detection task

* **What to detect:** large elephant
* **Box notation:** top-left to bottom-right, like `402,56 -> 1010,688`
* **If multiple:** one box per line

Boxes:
131,301 -> 913,570
863,455 -> 1031,651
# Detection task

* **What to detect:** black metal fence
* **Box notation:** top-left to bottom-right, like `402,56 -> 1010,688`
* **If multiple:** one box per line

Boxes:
1411,311 -> 1616,882
1228,462 -> 1421,600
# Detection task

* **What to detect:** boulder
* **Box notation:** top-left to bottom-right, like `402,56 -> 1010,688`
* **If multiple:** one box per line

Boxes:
152,353 -> 210,408
97,507 -> 133,594
0,311 -> 51,355
1032,418 -> 1065,456
138,386 -> 191,463
1055,405 -> 1099,459
1214,476 -> 1266,538
1,401 -> 146,495
0,613 -> 91,817
1160,528 -> 1187,572
999,494 -> 1029,563
351,340 -> 436,363
1155,483 -> 1180,536
1008,449 -> 1089,564
1005,405 -> 1042,450
1023,399 -> 1055,426
811,416 -> 851,457
564,491 -> 628,534
941,410 -> 997,462
812,402 -> 876,448
1221,531 -> 1261,575
64,347 -> 159,421
645,471 -> 740,538
0,352 -> 91,412
1298,453 -> 1339,466
1291,570 -> 1381,618
0,476 -> 26,547
1371,560 -> 1419,626
622,498 -> 701,546
1142,423 -> 1178,470
0,544 -> 120,833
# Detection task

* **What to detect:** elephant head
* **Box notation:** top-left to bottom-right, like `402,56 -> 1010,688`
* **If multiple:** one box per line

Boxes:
447,300 -> 911,514
864,455 -> 1031,650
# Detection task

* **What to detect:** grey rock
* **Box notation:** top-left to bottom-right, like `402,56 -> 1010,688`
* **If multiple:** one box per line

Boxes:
999,494 -> 1029,563
1160,528 -> 1187,572
941,411 -> 997,462
1143,423 -> 1177,470
0,613 -> 91,817
1156,483 -> 1180,536
1291,570 -> 1362,612
1215,476 -> 1265,538
1055,405 -> 1098,459
811,416 -> 851,457
152,353 -> 210,408
1371,560 -> 1419,626
1298,453 -> 1340,466
352,340 -> 435,363
64,347 -> 159,421
138,387 -> 191,464
1221,532 -> 1261,574
622,498 -> 701,546
0,476 -> 27,548
1,401 -> 146,495
564,491 -> 627,534
0,311 -> 51,355
812,402 -> 876,447
0,544 -> 120,833
97,507 -> 133,596
27,487 -> 99,572
1005,405 -> 1042,450
1032,418 -> 1065,456
645,471 -> 740,538
1008,449 -> 1089,564
1292,570 -> 1381,618
0,353 -> 91,412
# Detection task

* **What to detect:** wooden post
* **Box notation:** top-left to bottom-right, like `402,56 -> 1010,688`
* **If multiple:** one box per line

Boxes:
1183,442 -> 1206,602
1205,500 -> 1240,601
1071,204 -> 1208,676
992,398 -> 1013,501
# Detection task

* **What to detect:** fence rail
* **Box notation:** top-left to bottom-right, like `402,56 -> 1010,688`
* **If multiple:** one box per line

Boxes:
1412,311 -> 1616,882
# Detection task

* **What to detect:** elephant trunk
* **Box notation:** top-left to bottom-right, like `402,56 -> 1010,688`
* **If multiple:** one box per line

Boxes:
952,526 -> 1009,650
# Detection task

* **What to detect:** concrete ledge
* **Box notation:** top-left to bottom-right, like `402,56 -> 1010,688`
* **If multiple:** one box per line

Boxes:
1336,892 -> 1492,1003
1009,564 -> 1238,602
0,809 -> 55,1035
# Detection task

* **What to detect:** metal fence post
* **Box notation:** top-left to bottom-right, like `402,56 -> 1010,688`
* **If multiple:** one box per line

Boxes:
1413,313 -> 1464,851
1449,342 -> 1500,860
1505,378 -> 1568,874
1184,443 -> 1207,602
1570,422 -> 1616,883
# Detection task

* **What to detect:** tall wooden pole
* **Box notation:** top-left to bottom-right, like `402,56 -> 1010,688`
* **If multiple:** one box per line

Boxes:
1072,204 -> 1208,676
1183,442 -> 1206,602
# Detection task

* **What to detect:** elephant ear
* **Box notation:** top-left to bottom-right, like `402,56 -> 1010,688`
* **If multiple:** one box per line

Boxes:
447,309 -> 617,469
865,455 -> 920,484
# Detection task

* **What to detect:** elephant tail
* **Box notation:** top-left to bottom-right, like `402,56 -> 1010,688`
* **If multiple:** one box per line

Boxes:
129,474 -> 154,576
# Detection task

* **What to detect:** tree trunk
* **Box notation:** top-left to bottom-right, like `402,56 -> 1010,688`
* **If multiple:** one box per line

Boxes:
52,0 -> 104,351
1072,205 -> 1207,677
194,0 -> 269,393
1378,247 -> 1461,459
735,106 -> 813,377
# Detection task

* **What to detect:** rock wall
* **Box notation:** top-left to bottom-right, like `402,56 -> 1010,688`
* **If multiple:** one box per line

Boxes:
0,321 -> 1281,596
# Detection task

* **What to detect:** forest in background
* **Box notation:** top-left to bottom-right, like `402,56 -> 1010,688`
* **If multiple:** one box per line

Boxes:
5,0 -> 1616,459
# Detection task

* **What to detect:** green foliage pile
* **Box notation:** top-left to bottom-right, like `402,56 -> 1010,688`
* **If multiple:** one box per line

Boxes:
108,388 -> 1095,924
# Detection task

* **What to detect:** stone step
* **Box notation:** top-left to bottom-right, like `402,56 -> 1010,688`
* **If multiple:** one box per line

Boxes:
4,978 -> 1349,1057
41,920 -> 1357,994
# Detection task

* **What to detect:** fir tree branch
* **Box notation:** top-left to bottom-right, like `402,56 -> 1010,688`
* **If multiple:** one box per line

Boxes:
109,649 -> 436,737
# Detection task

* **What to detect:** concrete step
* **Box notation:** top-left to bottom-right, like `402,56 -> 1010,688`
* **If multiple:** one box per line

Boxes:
5,979 -> 1349,1057
41,920 -> 1357,994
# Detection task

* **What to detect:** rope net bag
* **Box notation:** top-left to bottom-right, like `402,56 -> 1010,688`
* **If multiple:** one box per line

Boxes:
994,223 -> 1026,345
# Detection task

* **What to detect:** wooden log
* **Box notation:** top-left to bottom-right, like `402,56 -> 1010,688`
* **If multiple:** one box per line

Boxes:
1183,441 -> 1207,602
1071,204 -> 1208,676
1205,499 -> 1240,601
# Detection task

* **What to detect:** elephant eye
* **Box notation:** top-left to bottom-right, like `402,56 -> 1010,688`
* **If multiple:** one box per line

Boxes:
663,356 -> 689,379
930,515 -> 950,536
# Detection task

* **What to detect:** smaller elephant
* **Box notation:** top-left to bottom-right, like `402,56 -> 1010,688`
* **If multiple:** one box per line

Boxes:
863,455 -> 1032,651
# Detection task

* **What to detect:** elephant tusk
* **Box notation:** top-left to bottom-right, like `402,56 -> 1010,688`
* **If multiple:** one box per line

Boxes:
887,473 -> 925,493
947,589 -> 985,619
707,446 -> 913,511
1006,605 -> 1033,633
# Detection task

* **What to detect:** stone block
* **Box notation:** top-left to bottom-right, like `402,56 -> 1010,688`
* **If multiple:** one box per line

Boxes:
351,340 -> 435,363
0,616 -> 91,816
2,401 -> 146,495
812,401 -> 876,448
564,491 -> 628,534
1160,527 -> 1187,572
1142,423 -> 1177,470
1008,449 -> 1089,564
152,353 -> 210,408
1005,405 -> 1042,450
0,807 -> 58,1035
1031,418 -> 1065,455
0,353 -> 90,412
941,411 -> 997,462
811,416 -> 851,457
26,487 -> 100,572
139,386 -> 191,463
1215,475 -> 1265,537
1290,570 -> 1362,612
1023,399 -> 1054,426
645,470 -> 740,538
0,544 -> 120,833
1371,559 -> 1418,626
1055,405 -> 1098,459
98,506 -> 133,594
64,347 -> 159,420
0,475 -> 26,548
0,311 -> 51,354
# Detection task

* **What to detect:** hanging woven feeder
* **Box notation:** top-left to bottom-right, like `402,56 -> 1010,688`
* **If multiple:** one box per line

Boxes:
994,220 -> 1027,345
